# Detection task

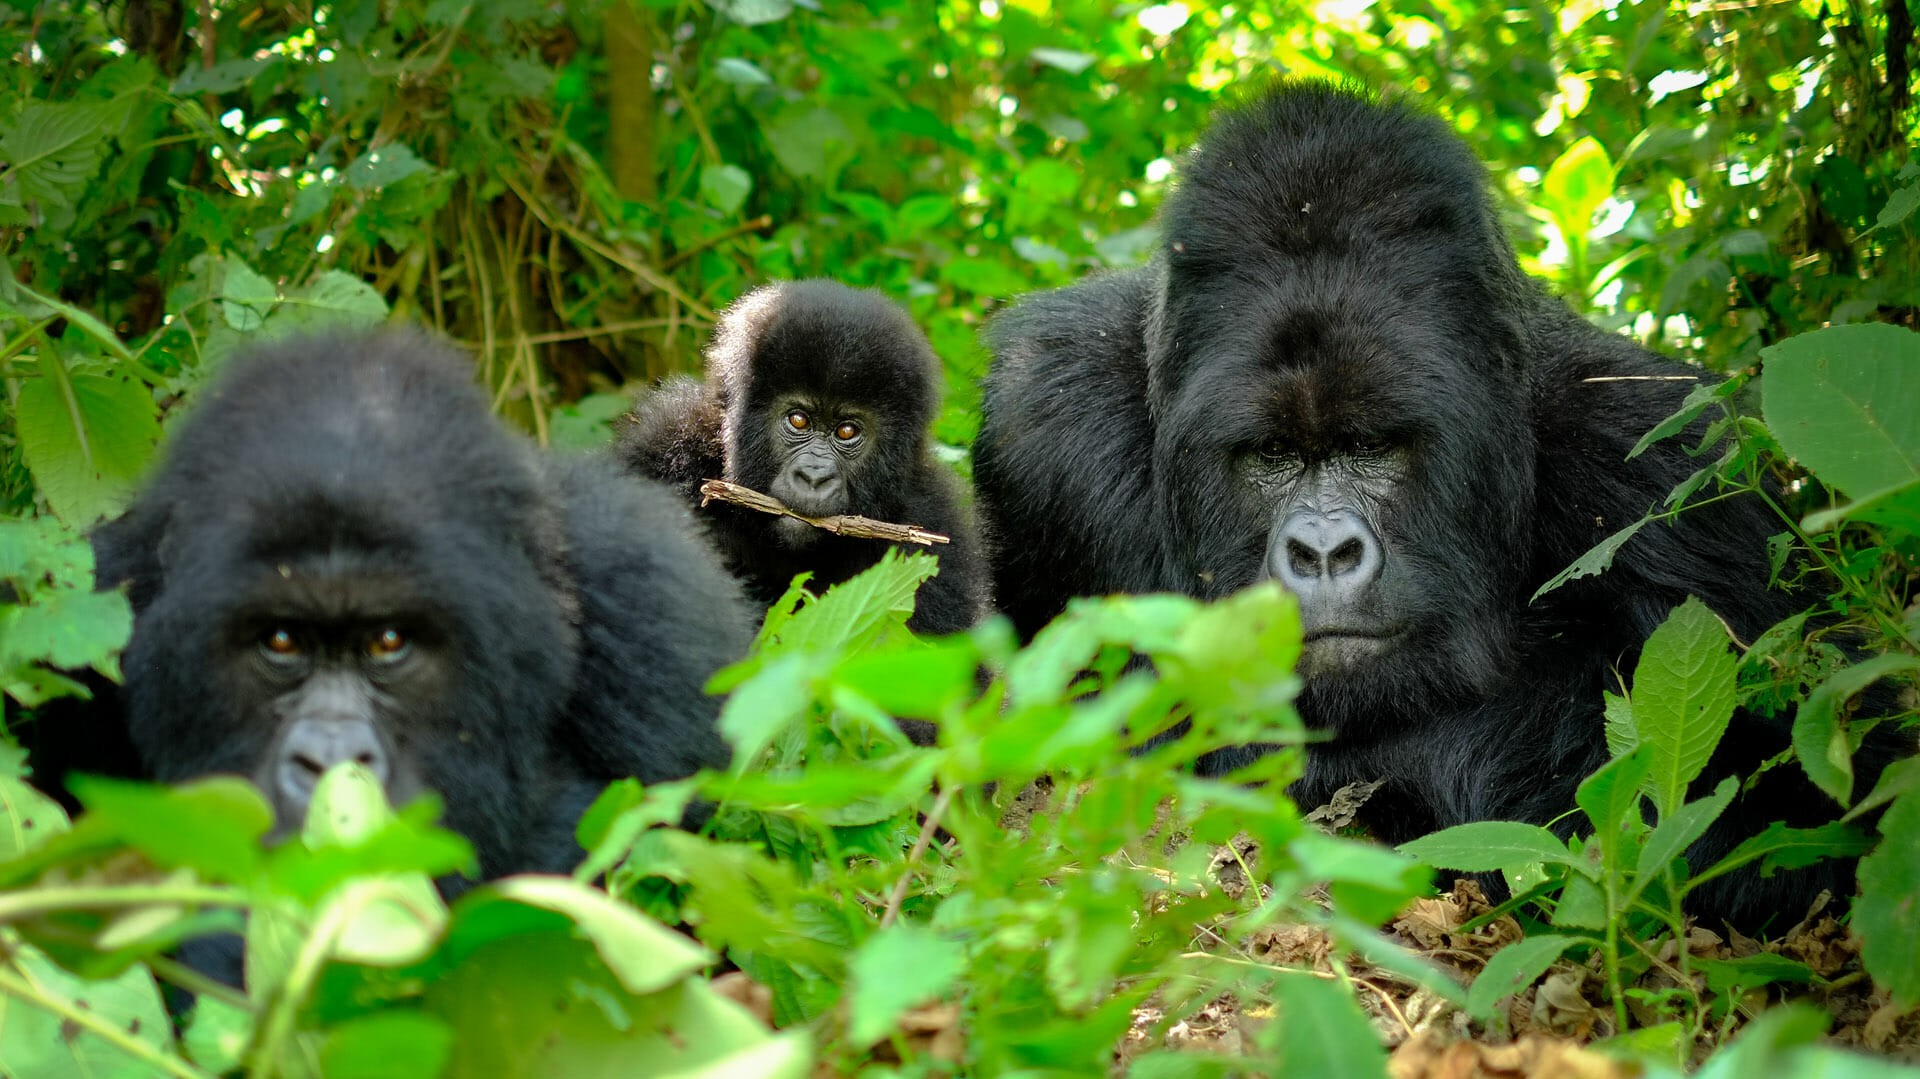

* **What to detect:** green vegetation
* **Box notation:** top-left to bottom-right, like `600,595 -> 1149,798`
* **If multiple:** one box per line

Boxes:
2,0 -> 1917,1075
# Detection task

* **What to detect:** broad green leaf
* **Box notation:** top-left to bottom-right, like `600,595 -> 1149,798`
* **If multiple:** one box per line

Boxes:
1628,376 -> 1737,460
1398,820 -> 1586,875
847,923 -> 966,1045
69,774 -> 273,882
1630,597 -> 1738,818
1530,516 -> 1650,601
1629,777 -> 1735,906
0,101 -> 115,222
0,945 -> 175,1078
473,876 -> 711,995
1464,933 -> 1581,1019
1541,137 -> 1615,241
262,269 -> 387,338
344,142 -> 433,190
714,0 -> 794,25
1800,477 -> 1920,535
760,106 -> 852,185
3,586 -> 132,672
699,163 -> 753,215
1845,755 -> 1920,824
1575,746 -> 1652,859
1260,972 -> 1389,1077
711,57 -> 772,86
1855,787 -> 1920,1006
1793,654 -> 1920,804
320,1011 -> 455,1079
1697,820 -> 1874,884
1761,323 -> 1920,497
15,367 -> 161,525
0,776 -> 69,860
1696,953 -> 1813,996
220,257 -> 277,330
1873,182 -> 1920,232
1029,47 -> 1097,74
833,637 -> 978,720
181,996 -> 249,1074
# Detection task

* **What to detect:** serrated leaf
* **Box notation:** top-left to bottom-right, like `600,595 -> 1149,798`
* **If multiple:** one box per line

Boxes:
15,367 -> 162,525
1464,934 -> 1581,1018
0,102 -> 116,219
1630,598 -> 1738,818
344,142 -> 432,191
1855,787 -> 1920,1006
1398,820 -> 1586,875
220,257 -> 277,330
1700,819 -> 1873,882
1629,777 -> 1735,907
699,163 -> 753,215
1873,182 -> 1920,232
1793,654 -> 1920,804
263,270 -> 388,337
1761,323 -> 1920,497
1530,516 -> 1650,601
847,924 -> 965,1045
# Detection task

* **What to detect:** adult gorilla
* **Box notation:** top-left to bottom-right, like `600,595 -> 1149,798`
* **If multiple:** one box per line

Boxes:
975,81 -> 1886,926
26,329 -> 751,882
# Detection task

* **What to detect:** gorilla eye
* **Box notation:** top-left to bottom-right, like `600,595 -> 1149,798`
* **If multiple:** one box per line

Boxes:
786,410 -> 811,432
1258,439 -> 1298,462
367,628 -> 409,661
262,629 -> 300,659
834,421 -> 861,442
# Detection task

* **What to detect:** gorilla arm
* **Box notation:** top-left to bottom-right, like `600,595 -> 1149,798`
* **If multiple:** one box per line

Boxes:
976,266 -> 1170,638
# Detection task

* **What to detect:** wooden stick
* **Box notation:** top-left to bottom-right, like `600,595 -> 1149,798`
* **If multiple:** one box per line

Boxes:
698,479 -> 951,546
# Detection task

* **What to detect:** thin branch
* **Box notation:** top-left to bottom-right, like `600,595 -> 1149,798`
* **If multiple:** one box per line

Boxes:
699,479 -> 951,546
879,784 -> 956,929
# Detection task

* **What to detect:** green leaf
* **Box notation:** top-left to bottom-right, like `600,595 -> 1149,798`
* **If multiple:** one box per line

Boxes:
1628,377 -> 1735,460
1761,323 -> 1920,497
699,163 -> 754,215
1029,47 -> 1097,74
0,776 -> 68,860
1696,953 -> 1813,996
1629,777 -> 1735,905
15,367 -> 161,525
760,106 -> 852,185
1398,820 -> 1586,875
464,876 -> 712,995
1855,787 -> 1920,1007
320,1011 -> 455,1079
1464,934 -> 1581,1019
1530,515 -> 1650,601
714,0 -> 794,25
1698,820 -> 1874,883
847,923 -> 966,1045
712,57 -> 773,86
1259,971 -> 1389,1077
1794,654 -> 1920,805
344,142 -> 433,191
268,270 -> 388,336
1541,136 -> 1615,242
0,102 -> 116,222
220,257 -> 277,331
1800,477 -> 1920,534
3,587 -> 133,673
1872,182 -> 1920,232
68,775 -> 273,882
1629,598 -> 1739,818
0,945 -> 176,1078
1575,746 -> 1652,856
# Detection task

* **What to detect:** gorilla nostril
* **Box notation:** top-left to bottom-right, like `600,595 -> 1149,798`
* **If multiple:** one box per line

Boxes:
1327,537 -> 1366,577
1286,538 -> 1320,578
293,752 -> 327,777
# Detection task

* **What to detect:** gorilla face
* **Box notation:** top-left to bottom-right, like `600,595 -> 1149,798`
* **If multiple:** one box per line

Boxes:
1153,266 -> 1533,717
763,396 -> 873,542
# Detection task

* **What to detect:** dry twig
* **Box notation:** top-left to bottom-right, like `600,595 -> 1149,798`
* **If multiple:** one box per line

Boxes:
698,479 -> 951,546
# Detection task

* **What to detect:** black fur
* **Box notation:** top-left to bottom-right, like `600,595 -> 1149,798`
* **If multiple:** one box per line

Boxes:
615,280 -> 989,637
28,329 -> 750,880
975,81 -> 1895,928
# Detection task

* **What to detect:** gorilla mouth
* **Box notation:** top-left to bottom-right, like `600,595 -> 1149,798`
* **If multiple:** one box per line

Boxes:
1300,627 -> 1404,673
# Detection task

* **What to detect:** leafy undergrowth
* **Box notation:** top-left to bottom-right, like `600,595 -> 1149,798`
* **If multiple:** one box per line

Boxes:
2,321 -> 1918,1075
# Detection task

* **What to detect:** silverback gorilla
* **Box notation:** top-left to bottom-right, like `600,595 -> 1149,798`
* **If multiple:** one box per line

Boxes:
34,330 -> 751,881
974,81 -> 1890,927
615,280 -> 988,637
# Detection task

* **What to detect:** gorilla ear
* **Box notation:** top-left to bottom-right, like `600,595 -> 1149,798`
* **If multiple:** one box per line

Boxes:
95,499 -> 174,609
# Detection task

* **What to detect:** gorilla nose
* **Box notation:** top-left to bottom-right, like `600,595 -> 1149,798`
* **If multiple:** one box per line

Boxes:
276,718 -> 390,806
1272,511 -> 1382,601
790,458 -> 839,493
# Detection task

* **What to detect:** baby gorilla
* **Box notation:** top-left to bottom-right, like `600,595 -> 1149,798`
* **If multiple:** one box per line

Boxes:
616,280 -> 988,637
47,329 -> 751,879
